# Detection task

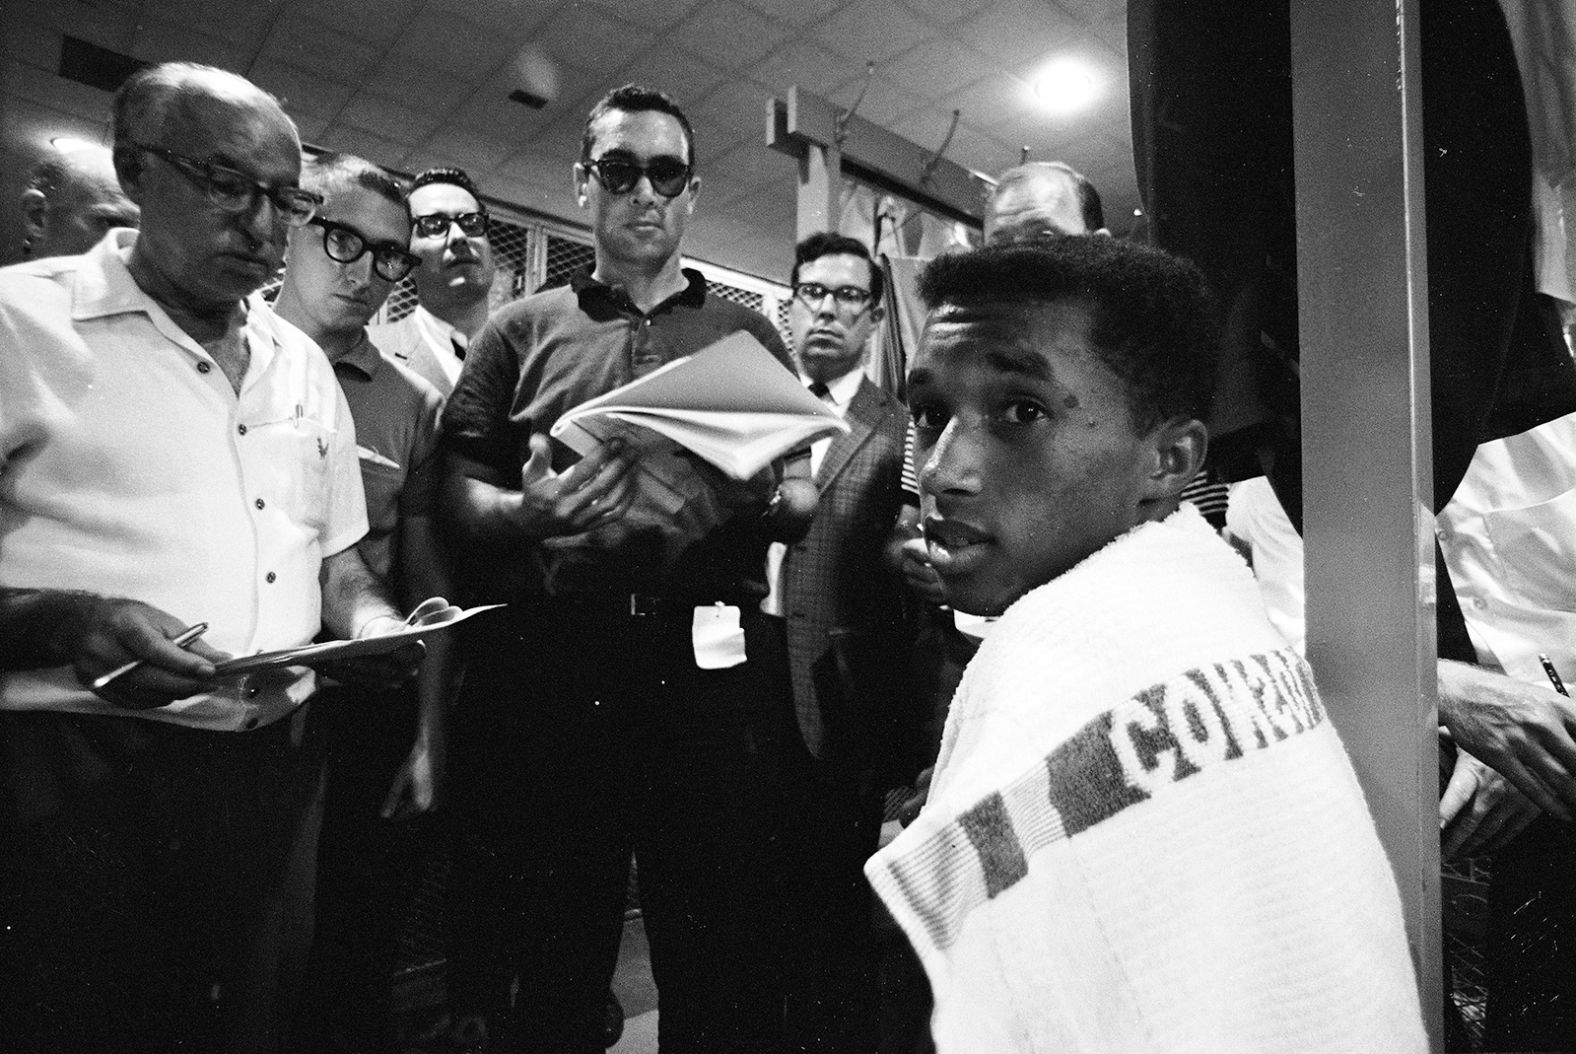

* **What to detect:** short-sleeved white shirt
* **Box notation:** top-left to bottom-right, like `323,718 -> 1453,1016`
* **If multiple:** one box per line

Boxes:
0,230 -> 368,731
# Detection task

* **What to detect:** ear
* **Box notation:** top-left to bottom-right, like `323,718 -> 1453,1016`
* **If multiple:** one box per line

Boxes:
870,303 -> 886,325
20,188 -> 48,241
113,145 -> 145,201
573,161 -> 590,209
1139,416 -> 1209,507
683,173 -> 701,213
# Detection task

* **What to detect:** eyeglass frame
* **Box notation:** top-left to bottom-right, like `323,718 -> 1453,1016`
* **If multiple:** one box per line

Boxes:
410,211 -> 489,239
306,217 -> 421,282
130,142 -> 321,227
580,154 -> 694,199
793,281 -> 874,314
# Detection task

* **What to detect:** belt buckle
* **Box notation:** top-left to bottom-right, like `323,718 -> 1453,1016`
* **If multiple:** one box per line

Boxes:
629,593 -> 662,617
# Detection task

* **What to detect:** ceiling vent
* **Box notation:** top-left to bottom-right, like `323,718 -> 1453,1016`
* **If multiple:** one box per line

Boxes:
508,89 -> 549,110
58,36 -> 148,93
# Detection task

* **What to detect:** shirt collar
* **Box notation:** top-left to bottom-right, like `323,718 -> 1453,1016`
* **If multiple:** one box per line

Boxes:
410,303 -> 462,346
333,331 -> 385,380
71,229 -> 155,322
570,265 -> 708,314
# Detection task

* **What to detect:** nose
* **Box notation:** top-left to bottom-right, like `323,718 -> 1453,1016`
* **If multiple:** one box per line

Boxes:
811,291 -> 839,320
630,172 -> 661,206
918,416 -> 983,500
444,219 -> 469,246
237,190 -> 287,243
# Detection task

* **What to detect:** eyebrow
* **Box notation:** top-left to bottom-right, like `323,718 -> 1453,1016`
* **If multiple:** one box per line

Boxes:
982,347 -> 1053,380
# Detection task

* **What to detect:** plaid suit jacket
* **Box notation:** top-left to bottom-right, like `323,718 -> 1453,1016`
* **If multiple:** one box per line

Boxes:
781,376 -> 911,763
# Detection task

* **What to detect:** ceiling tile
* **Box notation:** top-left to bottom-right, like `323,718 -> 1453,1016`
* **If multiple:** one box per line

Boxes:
136,0 -> 283,47
361,56 -> 477,115
747,40 -> 862,98
419,126 -> 517,173
292,113 -> 330,143
130,21 -> 250,71
4,92 -> 114,161
20,0 -> 138,53
256,16 -> 386,87
882,37 -> 991,101
282,0 -> 419,46
947,72 -> 1039,132
492,148 -> 578,197
337,92 -> 441,143
943,122 -> 1017,176
614,45 -> 726,104
573,0 -> 703,32
388,10 -> 514,80
449,70 -> 570,142
317,121 -> 412,171
706,142 -> 796,187
953,0 -> 1083,75
248,60 -> 356,124
680,0 -> 794,71
535,7 -> 655,74
1,60 -> 116,124
422,0 -> 564,36
0,13 -> 61,71
897,0 -> 995,27
688,78 -> 777,144
812,1 -> 935,64
732,0 -> 846,26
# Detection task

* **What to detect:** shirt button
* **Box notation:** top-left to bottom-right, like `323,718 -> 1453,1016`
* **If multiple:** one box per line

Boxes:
237,423 -> 247,435
265,571 -> 277,584
255,498 -> 265,509
197,361 -> 211,374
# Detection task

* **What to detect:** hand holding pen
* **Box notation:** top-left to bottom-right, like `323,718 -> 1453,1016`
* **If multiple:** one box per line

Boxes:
74,598 -> 230,709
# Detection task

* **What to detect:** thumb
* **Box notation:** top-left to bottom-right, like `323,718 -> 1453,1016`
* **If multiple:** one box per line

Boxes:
1439,754 -> 1478,829
521,433 -> 553,486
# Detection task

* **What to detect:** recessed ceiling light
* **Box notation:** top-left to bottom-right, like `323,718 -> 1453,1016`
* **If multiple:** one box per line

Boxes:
50,136 -> 94,152
1031,58 -> 1099,115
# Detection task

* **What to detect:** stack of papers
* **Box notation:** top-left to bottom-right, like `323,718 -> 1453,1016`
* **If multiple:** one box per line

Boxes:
214,599 -> 501,675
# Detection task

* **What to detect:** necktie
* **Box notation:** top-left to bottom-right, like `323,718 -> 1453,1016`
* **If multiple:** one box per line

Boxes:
452,337 -> 467,362
809,381 -> 831,401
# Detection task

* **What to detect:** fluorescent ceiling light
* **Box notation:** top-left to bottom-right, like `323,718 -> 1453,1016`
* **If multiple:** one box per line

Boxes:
50,136 -> 95,152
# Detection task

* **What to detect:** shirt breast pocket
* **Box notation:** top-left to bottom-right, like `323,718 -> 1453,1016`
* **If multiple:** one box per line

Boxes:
246,415 -> 335,532
1484,487 -> 1576,611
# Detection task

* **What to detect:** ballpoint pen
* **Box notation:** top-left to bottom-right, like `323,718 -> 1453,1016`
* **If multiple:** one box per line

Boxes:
1540,653 -> 1568,697
91,622 -> 209,691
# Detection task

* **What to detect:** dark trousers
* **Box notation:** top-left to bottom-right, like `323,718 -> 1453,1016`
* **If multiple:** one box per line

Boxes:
0,706 -> 325,1054
447,604 -> 791,1054
293,688 -> 431,1054
1482,816 -> 1576,1051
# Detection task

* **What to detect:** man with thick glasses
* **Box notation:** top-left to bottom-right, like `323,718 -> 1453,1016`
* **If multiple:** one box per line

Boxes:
763,232 -> 910,1054
441,83 -> 813,1052
367,166 -> 496,397
272,152 -> 452,1054
0,64 -> 416,1053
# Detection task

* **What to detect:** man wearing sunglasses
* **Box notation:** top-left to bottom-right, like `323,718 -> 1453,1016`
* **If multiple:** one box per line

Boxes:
366,166 -> 495,397
0,64 -> 417,1053
272,152 -> 453,1054
441,83 -> 813,1052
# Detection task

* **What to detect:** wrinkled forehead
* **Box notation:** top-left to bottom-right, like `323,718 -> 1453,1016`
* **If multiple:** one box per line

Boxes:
913,298 -> 1096,376
985,171 -> 1085,240
160,89 -> 301,182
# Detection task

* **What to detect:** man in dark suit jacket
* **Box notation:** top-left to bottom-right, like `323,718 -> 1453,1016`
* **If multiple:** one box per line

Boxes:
764,232 -> 911,1053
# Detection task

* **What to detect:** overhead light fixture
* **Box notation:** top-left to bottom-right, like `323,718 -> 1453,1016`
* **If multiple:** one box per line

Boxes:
1031,57 -> 1099,115
50,136 -> 94,152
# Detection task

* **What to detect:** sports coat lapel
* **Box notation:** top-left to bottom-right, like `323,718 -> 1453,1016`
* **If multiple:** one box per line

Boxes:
815,377 -> 883,489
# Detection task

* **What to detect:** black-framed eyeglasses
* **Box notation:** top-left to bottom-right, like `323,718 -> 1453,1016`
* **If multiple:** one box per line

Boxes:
308,217 -> 420,282
132,142 -> 320,227
794,282 -> 873,312
411,211 -> 489,239
583,156 -> 692,198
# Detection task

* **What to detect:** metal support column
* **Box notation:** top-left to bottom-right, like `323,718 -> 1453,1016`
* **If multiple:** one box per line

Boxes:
1291,1 -> 1440,1046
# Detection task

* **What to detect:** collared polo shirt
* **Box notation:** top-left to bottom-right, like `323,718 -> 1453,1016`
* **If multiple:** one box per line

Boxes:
337,331 -> 444,585
442,266 -> 794,600
0,230 -> 367,730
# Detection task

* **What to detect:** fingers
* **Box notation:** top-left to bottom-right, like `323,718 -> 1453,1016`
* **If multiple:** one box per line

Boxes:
520,433 -> 553,486
77,601 -> 222,708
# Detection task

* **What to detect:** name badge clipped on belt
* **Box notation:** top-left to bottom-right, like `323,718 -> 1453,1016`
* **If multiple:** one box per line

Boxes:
692,603 -> 746,669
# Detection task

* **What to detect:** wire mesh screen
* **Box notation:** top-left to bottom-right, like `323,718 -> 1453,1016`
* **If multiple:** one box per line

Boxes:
541,233 -> 597,292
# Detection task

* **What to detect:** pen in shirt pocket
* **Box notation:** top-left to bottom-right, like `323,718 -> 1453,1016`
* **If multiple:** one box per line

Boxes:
1539,653 -> 1568,697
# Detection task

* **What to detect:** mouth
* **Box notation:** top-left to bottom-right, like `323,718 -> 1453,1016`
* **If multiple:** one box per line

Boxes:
923,516 -> 992,575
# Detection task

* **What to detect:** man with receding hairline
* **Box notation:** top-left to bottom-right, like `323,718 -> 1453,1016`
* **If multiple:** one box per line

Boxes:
984,160 -> 1109,245
18,142 -> 139,260
0,63 -> 414,1053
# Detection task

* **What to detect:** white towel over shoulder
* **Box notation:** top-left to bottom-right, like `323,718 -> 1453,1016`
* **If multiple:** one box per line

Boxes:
867,505 -> 1426,1054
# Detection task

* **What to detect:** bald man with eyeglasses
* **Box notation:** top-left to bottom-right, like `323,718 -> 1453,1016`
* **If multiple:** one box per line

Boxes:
0,64 -> 417,1053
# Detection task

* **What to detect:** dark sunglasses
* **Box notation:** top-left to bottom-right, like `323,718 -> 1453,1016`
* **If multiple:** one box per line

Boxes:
411,211 -> 489,239
308,218 -> 420,282
583,156 -> 692,198
132,142 -> 321,226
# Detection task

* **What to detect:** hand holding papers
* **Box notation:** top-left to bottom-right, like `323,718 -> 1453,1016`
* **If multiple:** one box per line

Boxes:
213,598 -> 502,676
549,331 -> 850,483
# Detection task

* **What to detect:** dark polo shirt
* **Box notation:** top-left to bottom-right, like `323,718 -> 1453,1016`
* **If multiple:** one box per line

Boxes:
335,332 -> 444,589
441,267 -> 795,601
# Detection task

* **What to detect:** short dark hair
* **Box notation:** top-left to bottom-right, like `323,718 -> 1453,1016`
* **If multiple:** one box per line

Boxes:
303,152 -> 408,219
917,237 -> 1218,428
991,162 -> 1105,234
581,83 -> 696,170
791,232 -> 884,306
409,166 -> 486,212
